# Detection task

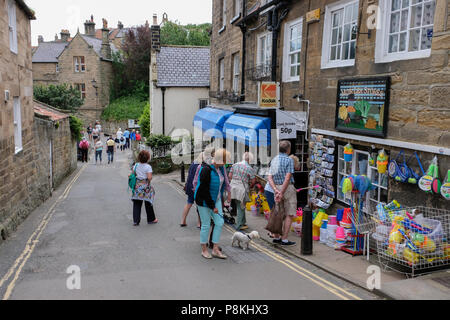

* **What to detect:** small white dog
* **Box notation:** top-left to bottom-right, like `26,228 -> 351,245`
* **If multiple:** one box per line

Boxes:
232,231 -> 260,250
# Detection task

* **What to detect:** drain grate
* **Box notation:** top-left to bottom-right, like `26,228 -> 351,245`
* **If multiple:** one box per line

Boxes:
433,276 -> 450,289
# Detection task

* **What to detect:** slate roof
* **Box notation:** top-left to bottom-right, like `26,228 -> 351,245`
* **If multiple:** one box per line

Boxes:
157,46 -> 210,87
32,42 -> 68,63
81,35 -> 119,59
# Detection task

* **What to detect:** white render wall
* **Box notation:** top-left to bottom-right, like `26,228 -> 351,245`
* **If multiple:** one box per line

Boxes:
150,86 -> 209,137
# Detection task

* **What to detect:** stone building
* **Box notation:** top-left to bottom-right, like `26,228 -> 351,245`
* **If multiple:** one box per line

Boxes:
0,1 -> 77,242
32,16 -> 118,125
209,0 -> 450,210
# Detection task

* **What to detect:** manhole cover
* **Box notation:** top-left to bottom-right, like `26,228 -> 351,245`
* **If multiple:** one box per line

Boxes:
222,245 -> 274,264
433,276 -> 450,289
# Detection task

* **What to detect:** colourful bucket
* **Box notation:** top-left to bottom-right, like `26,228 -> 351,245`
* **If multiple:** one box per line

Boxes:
328,216 -> 337,226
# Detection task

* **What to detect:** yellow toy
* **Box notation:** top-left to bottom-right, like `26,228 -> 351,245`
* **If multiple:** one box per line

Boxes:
412,234 -> 436,253
404,248 -> 420,265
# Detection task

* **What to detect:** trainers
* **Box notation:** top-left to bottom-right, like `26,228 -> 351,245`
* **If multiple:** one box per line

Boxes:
281,240 -> 296,246
273,238 -> 282,244
240,225 -> 249,230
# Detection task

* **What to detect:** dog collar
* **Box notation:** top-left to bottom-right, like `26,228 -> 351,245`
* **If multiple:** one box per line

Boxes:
247,235 -> 252,240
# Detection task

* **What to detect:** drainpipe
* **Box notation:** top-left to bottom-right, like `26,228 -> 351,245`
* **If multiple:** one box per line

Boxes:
269,2 -> 289,82
161,87 -> 166,135
239,0 -> 247,102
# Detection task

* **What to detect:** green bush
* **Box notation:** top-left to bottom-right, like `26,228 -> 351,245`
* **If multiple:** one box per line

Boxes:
101,96 -> 147,121
138,102 -> 150,138
69,116 -> 84,141
145,134 -> 177,148
34,84 -> 84,112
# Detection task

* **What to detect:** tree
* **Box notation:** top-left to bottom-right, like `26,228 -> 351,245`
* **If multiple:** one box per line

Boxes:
161,21 -> 211,46
138,102 -> 150,138
34,84 -> 84,112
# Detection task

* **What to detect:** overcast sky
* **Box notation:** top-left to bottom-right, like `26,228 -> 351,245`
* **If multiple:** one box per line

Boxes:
27,0 -> 212,46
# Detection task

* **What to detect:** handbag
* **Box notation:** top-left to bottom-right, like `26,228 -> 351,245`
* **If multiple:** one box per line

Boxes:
240,174 -> 251,204
265,202 -> 285,235
128,164 -> 138,191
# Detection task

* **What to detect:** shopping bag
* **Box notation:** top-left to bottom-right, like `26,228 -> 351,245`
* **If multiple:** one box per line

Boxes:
265,202 -> 285,235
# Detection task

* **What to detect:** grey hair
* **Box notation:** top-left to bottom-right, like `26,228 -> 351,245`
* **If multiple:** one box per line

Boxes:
279,140 -> 291,154
243,152 -> 254,164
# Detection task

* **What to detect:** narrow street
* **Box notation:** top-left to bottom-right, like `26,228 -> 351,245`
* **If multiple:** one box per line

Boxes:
0,145 -> 380,300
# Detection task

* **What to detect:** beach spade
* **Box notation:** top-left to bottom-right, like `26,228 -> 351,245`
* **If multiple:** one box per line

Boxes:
441,170 -> 450,200
431,160 -> 441,194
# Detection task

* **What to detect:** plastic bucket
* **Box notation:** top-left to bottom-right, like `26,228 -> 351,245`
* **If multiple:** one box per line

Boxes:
328,216 -> 337,226
322,220 -> 328,229
320,229 -> 328,244
313,225 -> 321,241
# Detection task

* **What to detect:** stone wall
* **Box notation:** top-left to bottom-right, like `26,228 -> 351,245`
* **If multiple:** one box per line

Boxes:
32,62 -> 59,86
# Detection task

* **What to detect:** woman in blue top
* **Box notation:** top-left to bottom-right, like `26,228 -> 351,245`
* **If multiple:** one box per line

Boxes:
194,149 -> 230,260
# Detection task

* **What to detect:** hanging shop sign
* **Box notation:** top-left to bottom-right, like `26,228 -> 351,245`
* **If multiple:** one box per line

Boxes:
335,77 -> 390,138
276,110 -> 306,139
259,82 -> 279,108
306,8 -> 321,23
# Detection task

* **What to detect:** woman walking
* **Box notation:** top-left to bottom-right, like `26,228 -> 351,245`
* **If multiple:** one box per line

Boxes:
95,139 -> 104,164
229,152 -> 256,231
195,149 -> 230,260
131,150 -> 158,226
180,153 -> 203,228
87,124 -> 93,141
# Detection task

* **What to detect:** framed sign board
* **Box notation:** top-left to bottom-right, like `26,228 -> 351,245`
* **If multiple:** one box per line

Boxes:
335,77 -> 391,138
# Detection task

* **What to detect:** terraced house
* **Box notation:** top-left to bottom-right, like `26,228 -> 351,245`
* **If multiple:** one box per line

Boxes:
208,0 -> 449,210
32,16 -> 118,124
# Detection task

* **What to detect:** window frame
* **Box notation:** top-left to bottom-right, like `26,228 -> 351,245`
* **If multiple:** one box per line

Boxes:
232,53 -> 240,94
283,17 -> 303,83
8,0 -> 18,54
13,97 -> 22,154
75,83 -> 86,99
74,56 -> 86,73
375,0 -> 436,63
222,0 -> 227,29
232,0 -> 242,22
256,31 -> 273,78
321,0 -> 359,70
219,58 -> 225,92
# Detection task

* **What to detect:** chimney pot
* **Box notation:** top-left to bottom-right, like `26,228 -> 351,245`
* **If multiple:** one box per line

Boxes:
84,15 -> 96,36
153,14 -> 158,26
60,29 -> 70,42
38,35 -> 44,44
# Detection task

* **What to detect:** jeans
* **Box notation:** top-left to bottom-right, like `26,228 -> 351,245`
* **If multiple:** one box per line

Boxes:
81,149 -> 88,163
198,198 -> 224,245
126,138 -> 130,149
234,200 -> 246,230
107,150 -> 114,163
95,150 -> 102,163
133,200 -> 156,225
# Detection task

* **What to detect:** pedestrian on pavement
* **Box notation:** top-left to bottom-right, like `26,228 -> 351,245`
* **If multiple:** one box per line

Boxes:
267,140 -> 297,247
116,128 -> 123,142
106,136 -> 116,164
229,152 -> 256,231
87,124 -> 93,141
181,153 -> 203,228
79,137 -> 90,163
136,131 -> 142,142
195,149 -> 231,260
92,126 -> 100,142
123,129 -> 131,149
95,139 -> 104,164
131,150 -> 157,226
95,121 -> 102,134
130,130 -> 136,142
120,135 -> 126,151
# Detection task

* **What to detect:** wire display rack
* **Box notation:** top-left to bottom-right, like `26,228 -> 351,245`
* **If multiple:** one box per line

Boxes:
373,206 -> 450,278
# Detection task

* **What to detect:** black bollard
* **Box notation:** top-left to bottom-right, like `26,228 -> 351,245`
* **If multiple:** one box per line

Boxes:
181,162 -> 186,183
301,205 -> 313,255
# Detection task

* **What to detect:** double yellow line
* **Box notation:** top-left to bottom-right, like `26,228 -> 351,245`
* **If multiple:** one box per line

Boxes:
0,165 -> 87,300
168,180 -> 362,300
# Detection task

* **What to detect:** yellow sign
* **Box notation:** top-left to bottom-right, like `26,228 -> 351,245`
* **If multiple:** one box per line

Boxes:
306,8 -> 321,23
260,82 -> 278,107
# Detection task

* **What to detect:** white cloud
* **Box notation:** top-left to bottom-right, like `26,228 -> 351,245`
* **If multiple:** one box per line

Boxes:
27,0 -> 212,45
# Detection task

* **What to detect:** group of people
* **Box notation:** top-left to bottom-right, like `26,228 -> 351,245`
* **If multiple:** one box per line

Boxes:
129,140 -> 301,261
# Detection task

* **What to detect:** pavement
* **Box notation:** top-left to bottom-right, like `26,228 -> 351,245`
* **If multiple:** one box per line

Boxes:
170,170 -> 450,300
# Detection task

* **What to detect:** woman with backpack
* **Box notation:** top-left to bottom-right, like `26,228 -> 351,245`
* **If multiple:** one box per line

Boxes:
79,138 -> 90,163
194,149 -> 230,260
130,150 -> 158,226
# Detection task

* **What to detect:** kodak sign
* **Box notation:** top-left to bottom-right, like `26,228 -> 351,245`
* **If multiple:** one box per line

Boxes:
260,82 -> 278,107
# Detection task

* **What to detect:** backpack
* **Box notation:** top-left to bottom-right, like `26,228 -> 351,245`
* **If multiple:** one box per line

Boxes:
128,164 -> 138,191
80,140 -> 89,150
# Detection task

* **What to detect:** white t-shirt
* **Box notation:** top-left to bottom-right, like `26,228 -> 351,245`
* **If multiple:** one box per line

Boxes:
135,163 -> 153,180
92,128 -> 99,136
116,131 -> 123,140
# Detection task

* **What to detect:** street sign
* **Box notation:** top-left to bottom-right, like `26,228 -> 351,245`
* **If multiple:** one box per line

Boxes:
277,109 -> 307,139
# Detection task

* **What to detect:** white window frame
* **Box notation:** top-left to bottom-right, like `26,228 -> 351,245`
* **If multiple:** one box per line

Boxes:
222,0 -> 227,28
75,83 -> 86,99
337,145 -> 389,212
74,56 -> 86,73
375,0 -> 436,63
321,0 -> 359,69
219,58 -> 225,92
8,0 -> 18,54
283,17 -> 303,82
257,32 -> 272,77
260,0 -> 275,15
232,0 -> 242,22
13,97 -> 22,154
232,53 -> 240,93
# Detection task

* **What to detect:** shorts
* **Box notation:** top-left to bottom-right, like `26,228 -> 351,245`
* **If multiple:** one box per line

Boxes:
264,190 -> 275,211
187,193 -> 195,205
275,184 -> 297,217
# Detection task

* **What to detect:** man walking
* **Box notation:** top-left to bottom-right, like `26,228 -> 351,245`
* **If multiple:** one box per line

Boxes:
95,139 -> 104,164
267,141 -> 297,246
79,137 -> 90,163
106,136 -> 116,164
123,129 -> 131,150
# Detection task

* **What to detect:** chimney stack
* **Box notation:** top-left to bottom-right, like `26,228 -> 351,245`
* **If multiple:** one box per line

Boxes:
101,18 -> 112,60
55,34 -> 58,41
118,21 -> 124,29
38,35 -> 44,44
151,14 -> 161,52
84,15 -> 96,36
60,29 -> 70,42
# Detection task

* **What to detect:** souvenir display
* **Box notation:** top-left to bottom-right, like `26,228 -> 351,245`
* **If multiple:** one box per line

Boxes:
441,170 -> 450,200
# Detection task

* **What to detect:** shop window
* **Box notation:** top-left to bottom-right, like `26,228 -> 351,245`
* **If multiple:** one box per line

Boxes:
321,0 -> 359,69
13,97 -> 22,154
375,0 -> 436,63
199,99 -> 209,109
8,0 -> 18,54
337,145 -> 389,212
232,53 -> 240,94
283,17 -> 303,82
294,132 -> 309,173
